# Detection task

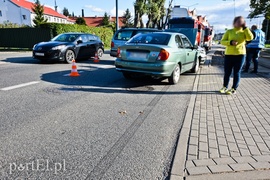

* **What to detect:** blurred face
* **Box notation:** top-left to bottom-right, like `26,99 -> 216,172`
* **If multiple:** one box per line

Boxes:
234,17 -> 245,28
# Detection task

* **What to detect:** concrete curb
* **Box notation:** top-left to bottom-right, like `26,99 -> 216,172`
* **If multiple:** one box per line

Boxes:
169,66 -> 201,180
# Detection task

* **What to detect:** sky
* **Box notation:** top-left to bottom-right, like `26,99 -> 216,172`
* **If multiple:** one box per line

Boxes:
29,0 -> 264,33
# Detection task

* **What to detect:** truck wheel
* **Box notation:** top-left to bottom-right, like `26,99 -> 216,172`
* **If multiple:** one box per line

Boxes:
168,64 -> 181,85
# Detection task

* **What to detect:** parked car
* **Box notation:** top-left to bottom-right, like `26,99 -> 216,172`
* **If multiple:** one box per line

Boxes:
110,28 -> 161,57
33,33 -> 104,63
115,32 -> 200,84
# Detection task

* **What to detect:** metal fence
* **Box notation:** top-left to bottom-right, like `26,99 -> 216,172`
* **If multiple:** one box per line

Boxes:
0,28 -> 52,49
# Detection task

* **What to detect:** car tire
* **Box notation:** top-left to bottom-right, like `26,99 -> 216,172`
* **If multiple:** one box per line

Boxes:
168,64 -> 181,85
65,49 -> 75,64
122,72 -> 133,79
97,48 -> 104,59
191,57 -> 199,73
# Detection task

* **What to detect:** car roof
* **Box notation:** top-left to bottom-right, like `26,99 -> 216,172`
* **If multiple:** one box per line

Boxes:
119,28 -> 161,31
147,32 -> 185,36
61,32 -> 96,36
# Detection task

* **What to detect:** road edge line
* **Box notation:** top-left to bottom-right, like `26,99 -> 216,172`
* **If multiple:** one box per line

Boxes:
169,67 -> 200,180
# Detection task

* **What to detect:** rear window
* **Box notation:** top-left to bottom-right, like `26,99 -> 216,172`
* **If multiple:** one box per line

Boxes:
128,33 -> 171,45
114,30 -> 133,41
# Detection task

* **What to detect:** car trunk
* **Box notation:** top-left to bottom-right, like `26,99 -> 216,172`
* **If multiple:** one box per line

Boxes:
119,44 -> 168,63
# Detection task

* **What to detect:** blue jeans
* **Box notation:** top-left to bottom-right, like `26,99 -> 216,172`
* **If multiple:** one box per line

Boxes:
245,48 -> 260,72
223,55 -> 245,90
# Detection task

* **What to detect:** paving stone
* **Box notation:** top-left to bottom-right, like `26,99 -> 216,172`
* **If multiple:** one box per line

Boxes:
193,159 -> 216,166
186,166 -> 211,175
186,160 -> 195,168
249,162 -> 270,170
213,157 -> 236,165
229,163 -> 254,171
208,164 -> 233,173
233,156 -> 256,163
252,155 -> 270,162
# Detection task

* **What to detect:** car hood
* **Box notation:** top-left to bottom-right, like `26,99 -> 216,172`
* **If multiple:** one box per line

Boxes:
34,41 -> 72,51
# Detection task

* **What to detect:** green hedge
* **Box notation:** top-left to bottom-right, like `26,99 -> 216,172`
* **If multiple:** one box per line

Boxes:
40,23 -> 113,48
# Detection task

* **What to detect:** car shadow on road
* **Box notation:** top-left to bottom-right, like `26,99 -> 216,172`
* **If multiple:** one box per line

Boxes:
3,56 -> 42,64
40,63 -> 221,95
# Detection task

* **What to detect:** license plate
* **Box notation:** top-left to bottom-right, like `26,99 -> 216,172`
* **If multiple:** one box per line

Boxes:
128,52 -> 148,59
35,52 -> 44,56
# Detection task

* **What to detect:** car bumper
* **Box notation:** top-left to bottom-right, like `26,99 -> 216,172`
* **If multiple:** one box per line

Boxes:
110,50 -> 117,57
33,50 -> 65,61
115,59 -> 176,77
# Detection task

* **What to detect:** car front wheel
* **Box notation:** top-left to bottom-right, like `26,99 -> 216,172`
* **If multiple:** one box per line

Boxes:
191,57 -> 199,73
168,64 -> 181,85
97,48 -> 104,58
65,49 -> 75,64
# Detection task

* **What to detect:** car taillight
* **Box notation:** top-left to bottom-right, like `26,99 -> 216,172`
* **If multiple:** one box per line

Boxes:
111,41 -> 114,48
158,49 -> 170,61
117,48 -> 121,58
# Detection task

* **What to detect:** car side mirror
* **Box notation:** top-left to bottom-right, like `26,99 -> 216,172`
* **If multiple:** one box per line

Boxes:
77,40 -> 83,44
192,45 -> 198,49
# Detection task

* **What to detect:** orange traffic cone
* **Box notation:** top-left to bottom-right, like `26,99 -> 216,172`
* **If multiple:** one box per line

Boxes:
69,60 -> 80,77
93,52 -> 99,63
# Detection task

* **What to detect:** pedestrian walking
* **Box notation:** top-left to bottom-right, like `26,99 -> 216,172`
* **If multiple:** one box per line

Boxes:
243,25 -> 265,73
219,16 -> 254,95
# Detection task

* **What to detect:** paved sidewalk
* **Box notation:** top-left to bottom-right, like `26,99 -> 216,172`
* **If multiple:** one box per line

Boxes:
171,52 -> 270,180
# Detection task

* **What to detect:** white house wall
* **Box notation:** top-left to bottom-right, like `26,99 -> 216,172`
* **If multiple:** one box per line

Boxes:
0,0 -> 74,26
0,0 -> 31,25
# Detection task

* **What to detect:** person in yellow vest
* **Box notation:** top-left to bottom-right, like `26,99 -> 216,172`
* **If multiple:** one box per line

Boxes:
220,16 -> 254,95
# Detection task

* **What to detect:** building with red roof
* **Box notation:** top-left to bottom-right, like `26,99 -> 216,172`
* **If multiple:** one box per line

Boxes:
82,16 -> 125,27
0,0 -> 74,26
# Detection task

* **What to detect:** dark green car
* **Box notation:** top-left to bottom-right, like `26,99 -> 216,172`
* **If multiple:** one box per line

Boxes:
115,32 -> 200,84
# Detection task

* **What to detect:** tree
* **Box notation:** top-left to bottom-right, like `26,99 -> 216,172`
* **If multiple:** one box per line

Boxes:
76,17 -> 86,25
63,7 -> 70,17
249,0 -> 270,39
32,0 -> 47,27
134,0 -> 147,28
122,8 -> 133,27
145,0 -> 165,28
163,0 -> 174,29
102,12 -> 110,26
249,0 -> 270,18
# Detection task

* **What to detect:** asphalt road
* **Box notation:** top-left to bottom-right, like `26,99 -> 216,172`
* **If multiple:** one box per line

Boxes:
0,52 -> 196,179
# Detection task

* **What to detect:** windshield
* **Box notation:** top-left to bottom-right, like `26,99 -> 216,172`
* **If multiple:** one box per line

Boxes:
114,30 -> 133,41
52,34 -> 81,42
128,33 -> 171,45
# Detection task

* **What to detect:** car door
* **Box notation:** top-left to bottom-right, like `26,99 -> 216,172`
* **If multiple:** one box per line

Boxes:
181,35 -> 197,71
88,35 -> 98,57
175,35 -> 186,72
77,35 -> 90,58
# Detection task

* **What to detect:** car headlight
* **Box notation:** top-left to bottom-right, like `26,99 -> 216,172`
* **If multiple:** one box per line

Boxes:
51,45 -> 66,50
33,44 -> 37,50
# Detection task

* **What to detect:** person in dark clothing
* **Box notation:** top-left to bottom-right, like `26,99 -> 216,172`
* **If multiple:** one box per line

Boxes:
243,25 -> 265,73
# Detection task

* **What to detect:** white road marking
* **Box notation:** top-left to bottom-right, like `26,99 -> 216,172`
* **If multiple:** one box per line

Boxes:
1,81 -> 40,91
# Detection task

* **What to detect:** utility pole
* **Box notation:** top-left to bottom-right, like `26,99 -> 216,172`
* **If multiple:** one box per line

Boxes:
54,0 -> 58,12
116,0 -> 119,31
266,19 -> 269,40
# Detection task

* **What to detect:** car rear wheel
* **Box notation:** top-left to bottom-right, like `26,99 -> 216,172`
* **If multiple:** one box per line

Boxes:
191,57 -> 199,73
97,48 -> 103,58
168,64 -> 181,85
65,50 -> 75,64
